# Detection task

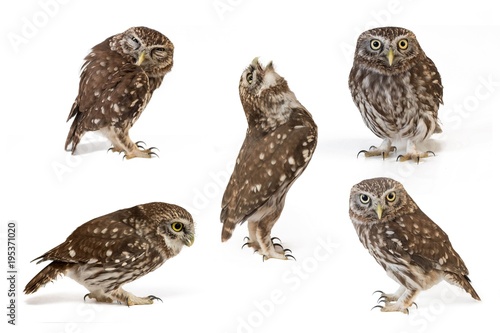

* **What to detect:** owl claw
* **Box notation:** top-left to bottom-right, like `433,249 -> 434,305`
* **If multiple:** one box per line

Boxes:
371,305 -> 384,311
147,295 -> 163,303
271,237 -> 282,243
285,254 -> 296,261
372,290 -> 384,296
273,243 -> 284,250
357,150 -> 369,159
241,242 -> 250,249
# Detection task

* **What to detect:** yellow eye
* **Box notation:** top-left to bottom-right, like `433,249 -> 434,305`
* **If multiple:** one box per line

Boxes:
246,72 -> 253,84
171,222 -> 184,232
359,194 -> 371,204
386,192 -> 396,202
370,39 -> 382,50
398,39 -> 409,50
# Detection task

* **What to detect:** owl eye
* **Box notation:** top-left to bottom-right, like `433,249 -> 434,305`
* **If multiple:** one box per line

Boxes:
370,39 -> 382,50
171,222 -> 184,232
386,191 -> 397,202
398,39 -> 409,50
359,194 -> 371,204
127,36 -> 141,50
246,72 -> 254,84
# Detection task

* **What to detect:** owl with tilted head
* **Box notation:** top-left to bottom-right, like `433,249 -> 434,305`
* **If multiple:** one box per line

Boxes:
349,27 -> 443,163
65,26 -> 174,159
221,58 -> 318,261
349,177 -> 480,313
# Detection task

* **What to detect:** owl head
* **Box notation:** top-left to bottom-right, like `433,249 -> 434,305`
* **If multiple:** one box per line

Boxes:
110,26 -> 174,77
143,202 -> 195,255
353,27 -> 424,75
239,58 -> 302,130
349,177 -> 418,223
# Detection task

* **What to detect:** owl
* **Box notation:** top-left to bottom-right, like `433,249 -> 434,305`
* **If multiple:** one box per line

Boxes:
24,202 -> 194,306
221,58 -> 318,260
65,26 -> 174,159
349,27 -> 443,163
349,177 -> 480,313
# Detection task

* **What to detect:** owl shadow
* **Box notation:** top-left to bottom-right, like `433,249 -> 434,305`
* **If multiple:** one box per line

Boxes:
25,292 -> 84,305
71,140 -> 111,156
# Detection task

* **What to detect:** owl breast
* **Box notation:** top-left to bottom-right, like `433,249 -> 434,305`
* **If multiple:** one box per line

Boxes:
353,219 -> 443,291
350,66 -> 440,142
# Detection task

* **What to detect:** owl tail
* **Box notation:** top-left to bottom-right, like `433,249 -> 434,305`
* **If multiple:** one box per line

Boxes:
65,103 -> 83,153
24,261 -> 72,294
445,272 -> 481,301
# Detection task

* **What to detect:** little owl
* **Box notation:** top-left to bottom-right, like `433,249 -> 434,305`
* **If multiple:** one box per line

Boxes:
349,177 -> 480,313
65,26 -> 174,159
221,58 -> 318,260
349,27 -> 443,163
24,202 -> 195,306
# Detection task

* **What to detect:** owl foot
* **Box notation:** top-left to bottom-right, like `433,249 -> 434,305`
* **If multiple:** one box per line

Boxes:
357,145 -> 397,160
397,151 -> 435,163
371,288 -> 417,314
125,295 -> 162,306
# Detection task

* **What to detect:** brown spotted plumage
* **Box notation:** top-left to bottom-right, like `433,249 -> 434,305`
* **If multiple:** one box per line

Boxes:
24,202 -> 194,306
221,58 -> 318,260
349,27 -> 443,162
349,178 -> 480,313
65,26 -> 174,159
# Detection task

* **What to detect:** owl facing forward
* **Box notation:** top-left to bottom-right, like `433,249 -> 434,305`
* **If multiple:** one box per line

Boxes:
349,178 -> 480,313
349,27 -> 443,163
221,58 -> 318,260
65,26 -> 174,159
24,202 -> 194,306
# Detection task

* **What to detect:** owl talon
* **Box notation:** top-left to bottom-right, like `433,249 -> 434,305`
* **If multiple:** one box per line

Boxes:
371,305 -> 384,311
372,290 -> 384,296
147,295 -> 163,303
271,237 -> 282,243
285,254 -> 296,261
357,150 -> 369,158
241,242 -> 250,249
273,243 -> 284,250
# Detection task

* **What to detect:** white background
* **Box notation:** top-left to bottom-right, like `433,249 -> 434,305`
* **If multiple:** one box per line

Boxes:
1,0 -> 498,332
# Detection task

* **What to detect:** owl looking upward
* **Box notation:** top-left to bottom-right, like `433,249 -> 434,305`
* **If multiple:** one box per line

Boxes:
65,26 -> 174,159
349,27 -> 443,163
221,58 -> 318,260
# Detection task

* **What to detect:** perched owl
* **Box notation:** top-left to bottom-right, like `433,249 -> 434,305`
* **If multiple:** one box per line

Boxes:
349,178 -> 480,313
221,58 -> 318,260
349,27 -> 443,163
24,202 -> 194,306
65,26 -> 174,159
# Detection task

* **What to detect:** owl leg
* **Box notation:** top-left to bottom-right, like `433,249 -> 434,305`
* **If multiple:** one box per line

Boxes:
396,140 -> 435,163
104,127 -> 158,159
358,138 -> 396,159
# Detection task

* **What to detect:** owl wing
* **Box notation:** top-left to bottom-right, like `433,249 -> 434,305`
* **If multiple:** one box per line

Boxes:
387,211 -> 469,276
32,217 -> 153,267
68,52 -> 151,132
221,109 -> 317,227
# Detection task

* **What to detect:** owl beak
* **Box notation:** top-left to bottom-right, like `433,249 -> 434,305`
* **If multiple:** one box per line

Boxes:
136,51 -> 146,66
184,234 -> 195,247
376,204 -> 384,220
387,49 -> 394,66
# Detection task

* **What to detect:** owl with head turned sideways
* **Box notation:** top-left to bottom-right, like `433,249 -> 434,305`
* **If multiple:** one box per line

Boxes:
221,58 -> 318,261
349,177 -> 480,313
24,202 -> 195,306
349,27 -> 443,163
65,26 -> 174,159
